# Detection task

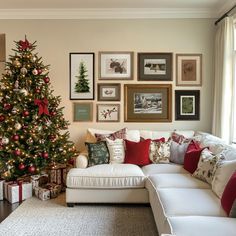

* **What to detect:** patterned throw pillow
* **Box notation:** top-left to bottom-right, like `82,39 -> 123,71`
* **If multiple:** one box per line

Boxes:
193,148 -> 224,184
85,141 -> 109,167
149,141 -> 171,164
169,141 -> 190,165
171,132 -> 190,144
105,138 -> 125,164
95,128 -> 127,141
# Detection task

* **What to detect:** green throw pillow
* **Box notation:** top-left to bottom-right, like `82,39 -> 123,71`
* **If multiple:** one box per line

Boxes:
85,141 -> 109,167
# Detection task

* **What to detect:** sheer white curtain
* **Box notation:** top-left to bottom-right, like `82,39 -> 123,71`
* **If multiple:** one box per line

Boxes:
212,16 -> 235,144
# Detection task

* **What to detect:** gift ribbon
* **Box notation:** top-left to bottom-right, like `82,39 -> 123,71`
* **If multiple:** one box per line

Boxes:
34,98 -> 50,116
17,181 -> 23,202
19,39 -> 32,50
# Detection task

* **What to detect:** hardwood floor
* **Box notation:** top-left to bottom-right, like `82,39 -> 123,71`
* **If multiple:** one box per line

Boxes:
0,200 -> 20,223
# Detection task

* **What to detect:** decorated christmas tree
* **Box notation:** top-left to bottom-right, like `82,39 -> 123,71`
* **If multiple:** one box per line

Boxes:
0,37 -> 78,181
74,61 -> 90,93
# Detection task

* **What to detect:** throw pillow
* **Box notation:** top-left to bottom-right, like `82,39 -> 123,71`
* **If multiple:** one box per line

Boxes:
105,138 -> 125,164
171,132 -> 190,144
85,141 -> 109,167
184,141 -> 203,174
124,139 -> 151,166
221,171 -> 236,217
140,137 -> 165,142
169,141 -> 190,165
95,128 -> 127,141
193,148 -> 224,184
212,160 -> 236,198
149,141 -> 171,164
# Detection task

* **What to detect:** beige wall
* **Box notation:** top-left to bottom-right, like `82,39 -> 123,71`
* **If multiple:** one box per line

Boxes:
0,19 -> 215,149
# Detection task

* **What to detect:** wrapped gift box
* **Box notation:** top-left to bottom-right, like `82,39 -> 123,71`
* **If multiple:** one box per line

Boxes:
0,179 -> 5,200
44,183 -> 62,198
6,181 -> 32,204
34,186 -> 50,201
31,174 -> 49,190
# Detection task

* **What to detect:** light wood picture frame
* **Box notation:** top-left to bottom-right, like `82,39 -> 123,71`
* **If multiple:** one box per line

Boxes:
97,104 -> 120,122
73,102 -> 93,122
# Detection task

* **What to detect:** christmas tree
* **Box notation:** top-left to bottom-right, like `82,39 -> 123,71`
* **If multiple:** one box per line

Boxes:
0,37 -> 78,181
74,61 -> 90,93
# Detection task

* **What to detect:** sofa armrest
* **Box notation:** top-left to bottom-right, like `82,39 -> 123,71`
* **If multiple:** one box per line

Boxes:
76,152 -> 88,168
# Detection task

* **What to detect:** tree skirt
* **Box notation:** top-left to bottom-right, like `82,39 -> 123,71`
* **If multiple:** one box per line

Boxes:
0,193 -> 158,236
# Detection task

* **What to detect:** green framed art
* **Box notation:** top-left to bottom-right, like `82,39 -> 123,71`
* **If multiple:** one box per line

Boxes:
73,102 -> 93,122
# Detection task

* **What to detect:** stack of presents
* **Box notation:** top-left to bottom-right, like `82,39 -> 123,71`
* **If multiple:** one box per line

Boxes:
0,164 -> 72,203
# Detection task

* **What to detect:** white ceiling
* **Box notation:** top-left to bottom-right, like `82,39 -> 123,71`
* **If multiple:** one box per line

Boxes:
0,0 -> 234,19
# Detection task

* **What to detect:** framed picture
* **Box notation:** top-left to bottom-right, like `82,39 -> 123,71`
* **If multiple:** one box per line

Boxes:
99,51 -> 133,80
176,54 -> 202,86
97,83 -> 121,101
138,53 -> 173,81
70,53 -> 95,100
97,104 -> 120,122
175,90 -> 200,120
124,84 -> 172,122
73,102 -> 93,122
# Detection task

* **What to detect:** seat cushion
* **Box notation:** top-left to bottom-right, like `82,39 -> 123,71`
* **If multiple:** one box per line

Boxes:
168,216 -> 236,236
142,164 -> 188,176
66,164 -> 146,189
146,174 -> 210,190
157,188 -> 226,217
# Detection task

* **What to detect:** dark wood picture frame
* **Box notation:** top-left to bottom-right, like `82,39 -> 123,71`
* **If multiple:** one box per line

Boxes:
97,83 -> 121,101
138,52 -> 173,81
124,84 -> 172,122
175,90 -> 200,120
69,52 -> 95,100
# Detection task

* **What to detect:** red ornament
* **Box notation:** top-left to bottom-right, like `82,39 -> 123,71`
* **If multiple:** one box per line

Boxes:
4,103 -> 12,110
42,152 -> 49,159
18,163 -> 25,170
49,135 -> 56,141
0,115 -> 5,122
50,111 -> 57,116
35,88 -> 41,93
43,77 -> 50,83
13,149 -> 21,156
23,110 -> 30,117
28,165 -> 36,173
37,69 -> 42,74
12,134 -> 20,141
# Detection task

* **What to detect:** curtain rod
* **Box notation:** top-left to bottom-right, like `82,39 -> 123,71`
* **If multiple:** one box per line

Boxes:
215,4 -> 236,25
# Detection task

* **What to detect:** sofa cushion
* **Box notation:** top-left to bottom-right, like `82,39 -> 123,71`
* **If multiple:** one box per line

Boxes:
66,164 -> 146,189
85,141 -> 109,167
95,128 -> 127,141
212,160 -> 236,198
149,141 -> 171,164
142,164 -> 188,176
168,216 -> 236,236
221,171 -> 236,217
169,141 -> 189,165
146,174 -> 210,190
157,188 -> 226,217
124,139 -> 151,166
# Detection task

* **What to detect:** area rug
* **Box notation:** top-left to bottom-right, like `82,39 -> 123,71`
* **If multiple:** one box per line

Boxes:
0,194 -> 158,236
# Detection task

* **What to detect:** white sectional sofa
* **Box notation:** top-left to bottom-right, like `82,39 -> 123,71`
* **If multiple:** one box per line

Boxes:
66,129 -> 236,236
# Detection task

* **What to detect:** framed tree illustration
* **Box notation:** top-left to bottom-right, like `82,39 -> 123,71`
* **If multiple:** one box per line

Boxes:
70,53 -> 95,100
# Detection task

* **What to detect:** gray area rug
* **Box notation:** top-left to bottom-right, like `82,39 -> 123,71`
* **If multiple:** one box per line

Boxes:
0,194 -> 158,236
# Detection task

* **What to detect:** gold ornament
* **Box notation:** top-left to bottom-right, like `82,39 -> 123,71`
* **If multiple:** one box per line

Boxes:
13,58 -> 22,68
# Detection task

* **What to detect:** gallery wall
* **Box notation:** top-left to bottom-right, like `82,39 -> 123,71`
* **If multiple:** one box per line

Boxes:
0,18 -> 215,149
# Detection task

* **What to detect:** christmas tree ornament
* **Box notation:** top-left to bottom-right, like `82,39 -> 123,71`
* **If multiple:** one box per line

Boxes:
35,88 -> 41,93
50,111 -> 57,116
34,98 -> 49,116
12,134 -> 20,141
11,107 -> 18,114
26,63 -> 31,69
32,68 -> 38,75
37,69 -> 42,74
20,67 -> 28,75
13,58 -> 22,68
32,56 -> 37,62
3,103 -> 12,110
19,88 -> 29,96
13,80 -> 19,91
26,138 -> 33,145
13,149 -> 21,156
2,137 -> 9,145
18,163 -> 25,170
19,38 -> 32,50
0,114 -> 5,122
14,123 -> 22,130
5,69 -> 12,76
42,152 -> 49,159
28,165 -> 36,173
43,77 -> 50,83
23,110 -> 30,117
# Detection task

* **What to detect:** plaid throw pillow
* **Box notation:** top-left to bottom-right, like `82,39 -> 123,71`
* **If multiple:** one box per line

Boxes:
95,128 -> 127,141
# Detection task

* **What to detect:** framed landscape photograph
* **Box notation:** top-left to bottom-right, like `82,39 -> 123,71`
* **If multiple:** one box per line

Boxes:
176,54 -> 202,86
138,53 -> 173,81
97,104 -> 120,122
97,83 -> 121,101
175,90 -> 200,120
73,102 -> 93,122
124,84 -> 172,122
70,53 -> 94,100
99,51 -> 133,80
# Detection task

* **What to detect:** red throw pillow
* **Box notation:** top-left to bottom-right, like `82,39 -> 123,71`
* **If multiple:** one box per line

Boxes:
124,139 -> 151,166
221,171 -> 236,217
184,141 -> 203,174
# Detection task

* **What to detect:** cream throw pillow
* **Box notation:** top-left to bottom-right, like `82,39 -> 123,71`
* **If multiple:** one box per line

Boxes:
106,138 -> 125,164
212,159 -> 236,198
193,148 -> 224,184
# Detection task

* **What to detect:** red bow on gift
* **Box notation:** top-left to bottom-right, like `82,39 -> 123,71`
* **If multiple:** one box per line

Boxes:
19,39 -> 32,50
34,98 -> 50,116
